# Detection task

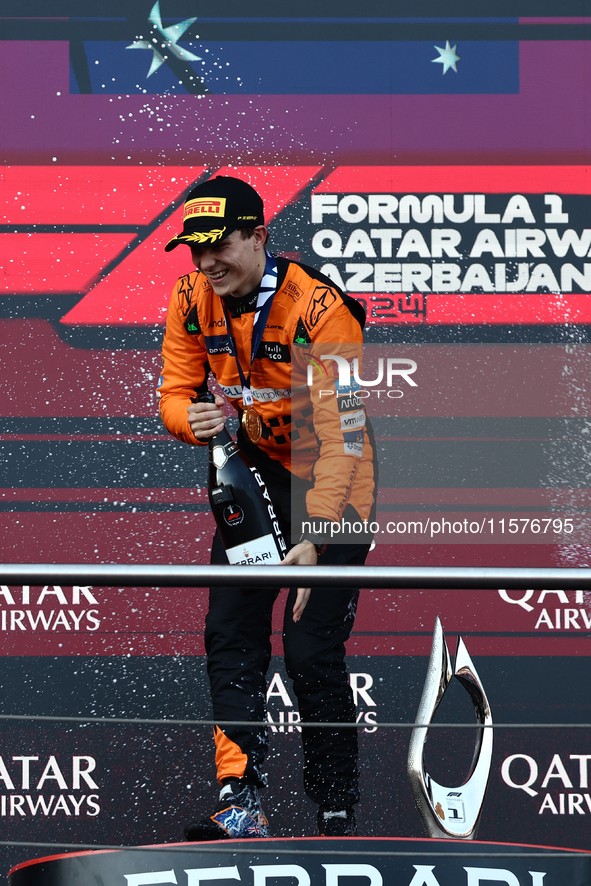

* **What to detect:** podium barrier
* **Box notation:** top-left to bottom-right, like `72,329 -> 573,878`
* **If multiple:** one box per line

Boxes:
8,839 -> 591,886
1,563 -> 591,588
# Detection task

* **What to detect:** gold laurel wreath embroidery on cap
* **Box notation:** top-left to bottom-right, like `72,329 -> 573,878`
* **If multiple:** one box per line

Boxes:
180,227 -> 227,245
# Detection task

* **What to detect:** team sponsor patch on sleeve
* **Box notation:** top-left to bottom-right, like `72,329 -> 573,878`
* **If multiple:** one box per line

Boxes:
305,286 -> 337,329
340,409 -> 366,431
337,391 -> 364,412
343,428 -> 365,457
335,376 -> 364,410
176,274 -> 195,316
183,305 -> 202,335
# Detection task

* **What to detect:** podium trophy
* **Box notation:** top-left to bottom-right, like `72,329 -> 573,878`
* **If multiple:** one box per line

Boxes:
407,616 -> 493,839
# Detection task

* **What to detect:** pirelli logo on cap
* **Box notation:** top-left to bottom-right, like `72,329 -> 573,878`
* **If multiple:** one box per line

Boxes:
183,197 -> 226,221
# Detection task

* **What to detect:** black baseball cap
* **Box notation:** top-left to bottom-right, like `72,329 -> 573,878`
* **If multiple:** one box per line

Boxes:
164,176 -> 265,252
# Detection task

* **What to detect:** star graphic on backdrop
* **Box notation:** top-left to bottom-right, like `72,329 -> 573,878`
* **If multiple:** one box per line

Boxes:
126,1 -> 201,77
431,40 -> 461,74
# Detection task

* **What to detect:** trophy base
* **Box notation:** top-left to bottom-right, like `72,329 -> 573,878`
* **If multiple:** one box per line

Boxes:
9,838 -> 591,886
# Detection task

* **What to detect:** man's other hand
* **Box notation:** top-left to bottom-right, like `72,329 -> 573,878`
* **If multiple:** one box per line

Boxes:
281,541 -> 317,622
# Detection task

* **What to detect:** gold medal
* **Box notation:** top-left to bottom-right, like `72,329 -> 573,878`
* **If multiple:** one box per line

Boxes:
242,406 -> 262,444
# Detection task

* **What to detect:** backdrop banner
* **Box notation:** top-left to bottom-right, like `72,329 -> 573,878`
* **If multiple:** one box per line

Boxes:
1,0 -> 591,877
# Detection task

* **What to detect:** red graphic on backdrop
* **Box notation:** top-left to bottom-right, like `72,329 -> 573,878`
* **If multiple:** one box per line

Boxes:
61,165 -> 321,325
2,164 -> 591,325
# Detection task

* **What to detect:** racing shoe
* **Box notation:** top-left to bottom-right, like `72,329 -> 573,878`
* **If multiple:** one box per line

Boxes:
317,807 -> 358,837
184,780 -> 269,841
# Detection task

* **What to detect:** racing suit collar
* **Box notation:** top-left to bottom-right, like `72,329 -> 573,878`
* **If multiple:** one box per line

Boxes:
222,284 -> 260,317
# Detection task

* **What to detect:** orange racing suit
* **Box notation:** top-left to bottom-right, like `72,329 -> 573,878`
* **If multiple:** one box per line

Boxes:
158,255 -> 376,809
158,255 -> 376,529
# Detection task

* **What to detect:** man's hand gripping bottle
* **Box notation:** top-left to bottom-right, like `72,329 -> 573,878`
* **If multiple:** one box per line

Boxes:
198,392 -> 287,565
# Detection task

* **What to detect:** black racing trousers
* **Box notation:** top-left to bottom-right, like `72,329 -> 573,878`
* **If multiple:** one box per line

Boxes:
205,468 -> 370,810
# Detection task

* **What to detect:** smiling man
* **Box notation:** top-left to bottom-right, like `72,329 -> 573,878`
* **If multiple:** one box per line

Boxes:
189,226 -> 267,298
158,176 -> 376,841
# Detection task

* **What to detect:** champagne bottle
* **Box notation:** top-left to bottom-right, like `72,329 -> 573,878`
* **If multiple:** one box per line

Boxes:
198,392 -> 287,565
